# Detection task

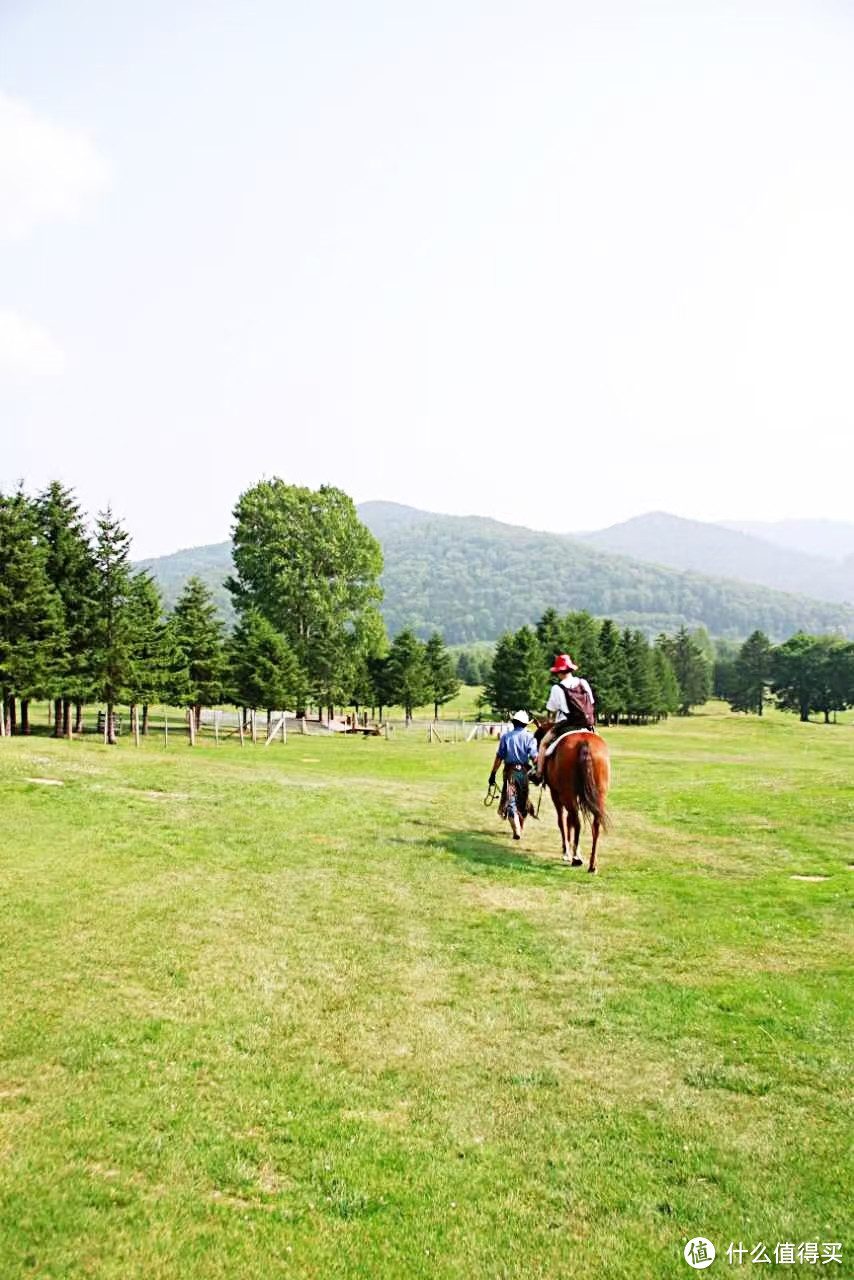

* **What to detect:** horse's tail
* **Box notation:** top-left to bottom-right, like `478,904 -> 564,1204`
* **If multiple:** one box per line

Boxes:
576,740 -> 609,832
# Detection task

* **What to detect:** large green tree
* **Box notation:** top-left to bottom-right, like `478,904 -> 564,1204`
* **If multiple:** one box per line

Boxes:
227,480 -> 383,708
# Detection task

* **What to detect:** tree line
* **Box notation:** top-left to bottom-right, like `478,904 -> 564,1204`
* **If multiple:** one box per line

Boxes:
0,480 -> 462,739
715,629 -> 854,722
4,479 -> 852,739
483,611 -> 709,722
484,612 -> 854,724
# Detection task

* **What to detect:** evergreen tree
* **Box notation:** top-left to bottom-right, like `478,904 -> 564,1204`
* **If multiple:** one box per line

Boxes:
595,618 -> 630,723
536,608 -> 567,667
424,632 -> 460,719
563,611 -> 602,684
651,646 -> 680,716
89,508 -> 135,744
484,626 -> 547,718
125,573 -> 169,734
384,629 -> 429,720
729,630 -> 772,715
657,625 -> 712,714
168,576 -> 226,729
228,610 -> 305,715
0,488 -> 63,734
36,481 -> 97,734
484,632 -> 516,717
456,651 -> 479,685
622,629 -> 658,722
344,606 -> 388,717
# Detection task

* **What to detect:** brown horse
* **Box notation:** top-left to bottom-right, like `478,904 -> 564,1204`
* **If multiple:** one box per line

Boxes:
534,724 -> 610,872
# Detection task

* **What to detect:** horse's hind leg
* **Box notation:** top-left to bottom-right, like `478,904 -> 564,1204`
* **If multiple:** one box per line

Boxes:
570,809 -> 583,867
552,796 -> 569,861
588,818 -> 600,874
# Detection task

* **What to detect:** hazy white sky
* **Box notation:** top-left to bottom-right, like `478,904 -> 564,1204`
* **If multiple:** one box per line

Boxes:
2,0 -> 853,557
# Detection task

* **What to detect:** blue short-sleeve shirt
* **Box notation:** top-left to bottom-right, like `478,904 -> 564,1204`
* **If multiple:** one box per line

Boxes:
497,725 -> 537,766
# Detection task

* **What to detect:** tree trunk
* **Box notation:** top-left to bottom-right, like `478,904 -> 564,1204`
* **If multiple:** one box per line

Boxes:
9,697 -> 17,735
74,701 -> 84,733
62,697 -> 72,738
194,703 -> 202,731
434,700 -> 439,719
142,704 -> 150,735
53,698 -> 63,737
0,692 -> 7,736
20,699 -> 30,735
107,699 -> 117,745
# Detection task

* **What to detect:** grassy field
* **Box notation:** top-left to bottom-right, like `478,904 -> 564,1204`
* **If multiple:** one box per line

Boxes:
0,705 -> 851,1278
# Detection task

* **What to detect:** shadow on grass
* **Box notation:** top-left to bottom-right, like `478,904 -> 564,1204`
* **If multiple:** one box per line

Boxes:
436,827 -> 563,875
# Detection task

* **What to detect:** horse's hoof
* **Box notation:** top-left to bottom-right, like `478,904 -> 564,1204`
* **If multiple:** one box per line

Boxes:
572,858 -> 583,867
587,866 -> 598,874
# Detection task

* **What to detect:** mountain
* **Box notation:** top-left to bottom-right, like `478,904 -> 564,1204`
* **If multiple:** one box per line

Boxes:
136,504 -> 854,644
577,512 -> 854,603
721,518 -> 854,562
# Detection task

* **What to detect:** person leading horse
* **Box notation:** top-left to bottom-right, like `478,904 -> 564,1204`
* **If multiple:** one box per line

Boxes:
487,709 -> 538,841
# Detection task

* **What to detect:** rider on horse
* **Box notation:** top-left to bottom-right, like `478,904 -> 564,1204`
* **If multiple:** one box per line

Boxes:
488,709 -> 538,840
530,653 -> 596,785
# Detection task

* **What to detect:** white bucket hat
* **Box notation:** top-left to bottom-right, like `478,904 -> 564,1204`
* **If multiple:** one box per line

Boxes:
511,709 -> 530,725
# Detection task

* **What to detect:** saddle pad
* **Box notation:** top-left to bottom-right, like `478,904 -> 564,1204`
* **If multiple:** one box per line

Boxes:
544,729 -> 591,759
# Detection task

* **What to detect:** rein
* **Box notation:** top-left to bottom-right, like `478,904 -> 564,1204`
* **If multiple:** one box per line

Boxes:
483,781 -> 501,807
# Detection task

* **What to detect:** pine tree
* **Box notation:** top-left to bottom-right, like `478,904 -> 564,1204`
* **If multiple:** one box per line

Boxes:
89,508 -> 135,744
595,619 -> 630,723
36,481 -> 97,734
484,626 -> 547,718
657,626 -> 712,714
0,488 -> 63,734
167,577 -> 226,729
622,629 -> 658,723
729,630 -> 772,715
563,611 -> 602,684
651,646 -> 680,717
384,629 -> 429,721
125,573 -> 169,734
536,608 -> 567,667
424,633 -> 460,719
228,610 -> 306,716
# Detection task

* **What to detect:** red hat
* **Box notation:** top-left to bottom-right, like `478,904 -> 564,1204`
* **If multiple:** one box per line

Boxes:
550,653 -> 578,674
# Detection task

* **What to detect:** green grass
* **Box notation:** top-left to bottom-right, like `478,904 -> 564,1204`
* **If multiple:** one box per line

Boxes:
0,705 -> 851,1278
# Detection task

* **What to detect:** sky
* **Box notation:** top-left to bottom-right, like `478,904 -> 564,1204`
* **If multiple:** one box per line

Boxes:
2,0 -> 853,558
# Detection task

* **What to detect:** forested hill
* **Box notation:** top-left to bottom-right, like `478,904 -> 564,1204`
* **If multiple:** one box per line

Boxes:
578,511 -> 854,602
137,504 -> 854,643
368,511 -> 854,642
